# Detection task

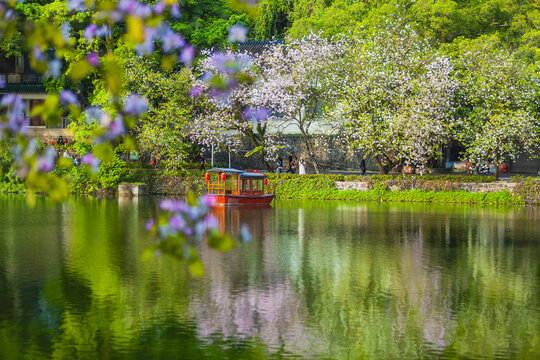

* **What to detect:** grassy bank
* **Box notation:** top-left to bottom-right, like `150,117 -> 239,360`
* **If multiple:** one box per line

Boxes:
2,168 -> 539,206
266,175 -> 524,205
0,181 -> 26,194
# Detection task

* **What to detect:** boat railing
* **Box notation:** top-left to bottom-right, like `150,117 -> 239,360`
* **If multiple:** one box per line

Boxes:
208,183 -> 225,194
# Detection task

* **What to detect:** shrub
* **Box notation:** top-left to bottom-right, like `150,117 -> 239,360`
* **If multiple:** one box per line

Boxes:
68,166 -> 97,194
97,156 -> 127,190
512,176 -> 540,205
267,173 -> 494,183
0,181 -> 26,193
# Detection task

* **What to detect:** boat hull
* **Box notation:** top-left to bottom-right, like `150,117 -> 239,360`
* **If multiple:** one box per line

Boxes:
210,194 -> 275,206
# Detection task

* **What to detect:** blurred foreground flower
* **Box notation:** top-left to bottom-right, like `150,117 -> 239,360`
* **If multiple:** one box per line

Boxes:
228,24 -> 248,43
144,192 -> 235,276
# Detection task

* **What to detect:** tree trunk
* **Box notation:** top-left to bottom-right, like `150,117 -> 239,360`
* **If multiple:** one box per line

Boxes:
259,151 -> 274,173
373,153 -> 400,174
303,135 -> 319,174
493,152 -> 500,180
244,128 -> 274,172
373,155 -> 388,174
263,158 -> 274,173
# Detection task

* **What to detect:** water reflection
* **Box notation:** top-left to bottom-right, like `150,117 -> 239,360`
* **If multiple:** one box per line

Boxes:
0,196 -> 539,359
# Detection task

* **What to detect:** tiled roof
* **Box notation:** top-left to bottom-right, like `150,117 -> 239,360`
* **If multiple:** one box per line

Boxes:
0,83 -> 47,94
237,40 -> 284,54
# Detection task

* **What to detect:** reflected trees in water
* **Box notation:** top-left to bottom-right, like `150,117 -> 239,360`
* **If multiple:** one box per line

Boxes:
0,198 -> 539,359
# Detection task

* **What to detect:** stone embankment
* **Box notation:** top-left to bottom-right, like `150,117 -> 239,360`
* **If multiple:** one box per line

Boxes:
118,183 -> 148,198
335,181 -> 519,193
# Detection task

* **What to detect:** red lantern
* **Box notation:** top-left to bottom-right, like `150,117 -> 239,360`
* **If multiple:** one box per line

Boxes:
254,170 -> 258,173
264,178 -> 268,185
220,173 -> 226,181
204,173 -> 210,181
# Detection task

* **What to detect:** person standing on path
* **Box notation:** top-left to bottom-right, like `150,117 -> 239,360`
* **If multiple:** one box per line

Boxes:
360,156 -> 366,175
199,153 -> 206,170
277,156 -> 283,173
290,156 -> 298,174
287,152 -> 294,173
299,157 -> 306,175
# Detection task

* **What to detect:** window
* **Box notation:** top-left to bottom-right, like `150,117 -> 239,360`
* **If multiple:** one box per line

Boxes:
232,175 -> 238,192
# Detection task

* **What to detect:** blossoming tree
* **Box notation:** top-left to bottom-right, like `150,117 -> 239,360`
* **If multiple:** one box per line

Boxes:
329,25 -> 458,173
189,50 -> 283,171
254,33 -> 346,173
455,39 -> 540,180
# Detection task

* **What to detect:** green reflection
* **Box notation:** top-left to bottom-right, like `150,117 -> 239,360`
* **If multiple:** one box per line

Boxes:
0,196 -> 538,359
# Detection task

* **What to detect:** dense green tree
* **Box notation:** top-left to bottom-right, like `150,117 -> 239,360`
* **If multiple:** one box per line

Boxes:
253,0 -> 290,39
283,0 -> 540,65
287,0 -> 368,38
171,0 -> 251,48
124,54 -> 201,172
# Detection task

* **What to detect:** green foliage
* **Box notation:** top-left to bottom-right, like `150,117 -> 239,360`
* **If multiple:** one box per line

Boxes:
119,167 -> 208,196
122,53 -> 213,174
0,140 -> 25,193
254,0 -> 290,39
266,173 -> 346,181
0,181 -> 26,194
67,115 -> 97,156
512,176 -> 540,205
97,156 -> 127,190
53,155 -> 127,194
267,173 -> 495,183
288,0 -> 368,38
0,139 -> 16,181
284,0 -> 540,57
171,0 -> 251,48
66,165 -> 96,194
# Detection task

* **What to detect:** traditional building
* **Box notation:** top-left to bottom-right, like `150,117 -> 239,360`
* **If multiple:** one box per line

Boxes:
0,54 -> 69,141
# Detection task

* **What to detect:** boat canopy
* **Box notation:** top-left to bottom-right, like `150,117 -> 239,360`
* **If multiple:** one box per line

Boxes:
206,168 -> 267,178
240,172 -> 266,179
207,168 -> 244,174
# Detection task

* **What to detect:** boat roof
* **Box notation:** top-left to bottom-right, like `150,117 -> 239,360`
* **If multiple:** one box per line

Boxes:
206,168 -> 267,178
240,172 -> 266,178
207,168 -> 244,174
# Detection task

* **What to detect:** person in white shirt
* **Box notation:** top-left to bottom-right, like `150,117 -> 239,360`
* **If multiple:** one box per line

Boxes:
299,157 -> 306,175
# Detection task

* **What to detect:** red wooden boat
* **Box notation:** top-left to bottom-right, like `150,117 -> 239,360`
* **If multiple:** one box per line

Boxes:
205,168 -> 275,206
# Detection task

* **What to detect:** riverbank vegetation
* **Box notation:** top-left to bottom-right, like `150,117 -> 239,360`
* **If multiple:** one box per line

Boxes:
267,175 -> 523,205
3,155 -> 538,205
2,0 -> 540,204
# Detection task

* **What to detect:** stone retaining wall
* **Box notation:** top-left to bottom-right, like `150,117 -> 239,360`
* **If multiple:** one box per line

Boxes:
335,182 -> 369,191
458,182 -> 518,193
335,181 -> 519,193
118,183 -> 148,197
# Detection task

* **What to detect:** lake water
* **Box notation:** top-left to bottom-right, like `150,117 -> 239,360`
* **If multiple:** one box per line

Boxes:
1,196 -> 539,359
